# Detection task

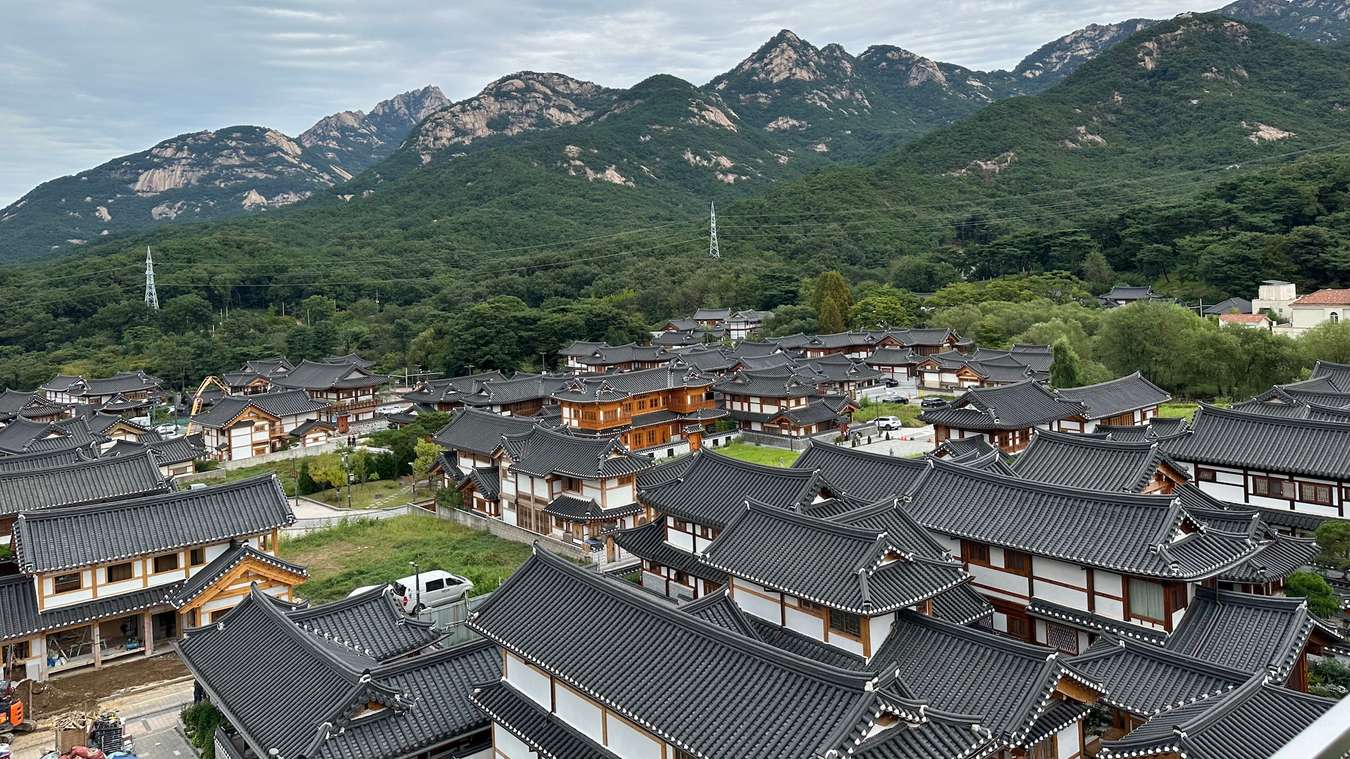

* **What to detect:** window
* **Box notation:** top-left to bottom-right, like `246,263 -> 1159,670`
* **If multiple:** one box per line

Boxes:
189,548 -> 206,566
1252,476 -> 1295,500
2,641 -> 30,661
828,609 -> 862,637
961,540 -> 990,566
106,562 -> 134,583
672,518 -> 689,532
1128,578 -> 1165,622
674,570 -> 690,586
425,578 -> 445,592
1299,482 -> 1333,505
153,553 -> 181,574
798,598 -> 824,612
1195,467 -> 1217,482
53,573 -> 82,594
1004,549 -> 1032,577
1006,613 -> 1029,641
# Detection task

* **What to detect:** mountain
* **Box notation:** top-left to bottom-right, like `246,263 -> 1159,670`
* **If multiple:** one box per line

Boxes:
1007,19 -> 1159,88
1216,0 -> 1350,43
0,86 -> 447,255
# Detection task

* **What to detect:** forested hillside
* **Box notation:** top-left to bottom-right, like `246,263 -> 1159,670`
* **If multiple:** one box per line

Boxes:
1,15 -> 1350,392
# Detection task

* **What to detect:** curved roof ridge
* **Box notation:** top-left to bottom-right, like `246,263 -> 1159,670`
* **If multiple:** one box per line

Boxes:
737,497 -> 886,541
926,455 -> 1175,506
1200,401 -> 1350,431
477,548 -> 877,689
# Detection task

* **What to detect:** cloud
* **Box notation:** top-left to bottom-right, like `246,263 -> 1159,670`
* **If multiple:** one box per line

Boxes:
0,0 -> 1202,206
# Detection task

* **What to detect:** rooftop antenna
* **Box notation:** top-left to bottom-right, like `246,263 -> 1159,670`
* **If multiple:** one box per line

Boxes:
708,201 -> 720,260
144,246 -> 160,310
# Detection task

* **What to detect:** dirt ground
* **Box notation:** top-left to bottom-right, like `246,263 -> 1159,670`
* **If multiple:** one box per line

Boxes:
29,654 -> 189,718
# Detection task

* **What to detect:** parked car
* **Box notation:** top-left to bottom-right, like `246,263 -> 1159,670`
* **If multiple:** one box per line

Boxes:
349,570 -> 475,612
879,394 -> 909,404
873,416 -> 904,431
920,397 -> 949,409
155,423 -> 180,437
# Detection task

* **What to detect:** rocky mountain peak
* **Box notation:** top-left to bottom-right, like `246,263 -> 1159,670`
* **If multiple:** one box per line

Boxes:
1011,18 -> 1158,82
729,29 -> 844,84
368,85 -> 450,124
1215,0 -> 1350,43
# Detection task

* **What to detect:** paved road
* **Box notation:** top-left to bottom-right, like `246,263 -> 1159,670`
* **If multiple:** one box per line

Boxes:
846,425 -> 936,458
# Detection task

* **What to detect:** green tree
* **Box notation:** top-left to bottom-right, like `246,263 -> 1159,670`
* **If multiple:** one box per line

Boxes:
1286,571 -> 1341,618
411,438 -> 442,496
350,448 -> 372,485
1050,337 -> 1086,388
849,287 -> 919,329
812,271 -> 853,332
1315,520 -> 1350,570
308,453 -> 348,495
296,459 -> 319,496
1300,321 -> 1350,364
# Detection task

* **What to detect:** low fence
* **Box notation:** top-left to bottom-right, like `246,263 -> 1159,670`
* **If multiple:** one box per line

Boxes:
284,503 -> 416,536
436,505 -> 591,562
218,440 -> 344,470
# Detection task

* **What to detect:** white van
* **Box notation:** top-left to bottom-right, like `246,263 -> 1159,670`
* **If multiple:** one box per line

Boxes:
351,570 -> 474,612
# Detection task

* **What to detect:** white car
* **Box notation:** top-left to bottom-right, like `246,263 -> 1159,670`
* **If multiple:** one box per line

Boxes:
155,423 -> 181,437
349,570 -> 474,612
873,416 -> 904,431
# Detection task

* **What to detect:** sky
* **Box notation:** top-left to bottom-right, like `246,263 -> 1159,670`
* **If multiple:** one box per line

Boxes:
1,0 -> 1207,207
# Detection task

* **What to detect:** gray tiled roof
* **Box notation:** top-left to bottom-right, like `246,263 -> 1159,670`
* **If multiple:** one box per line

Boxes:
1027,598 -> 1169,645
543,493 -> 641,522
191,389 -> 329,428
637,448 -> 831,528
714,369 -> 820,399
433,408 -> 538,456
400,371 -> 508,404
870,610 -> 1100,745
1310,359 -> 1350,392
0,573 -> 183,640
1054,372 -> 1171,420
179,586 -> 499,759
502,426 -> 652,479
1098,673 -> 1335,759
900,459 -> 1263,579
919,381 -> 1086,431
272,360 -> 386,390
865,347 -> 922,366
0,448 -> 170,517
930,582 -> 995,625
553,366 -> 712,403
1096,417 -> 1190,442
700,501 -> 969,614
851,704 -> 1003,759
610,520 -> 727,584
793,441 -> 931,501
467,549 -> 893,759
80,371 -> 162,397
103,434 -> 207,467
933,436 -> 998,460
1010,430 -> 1180,492
280,585 -> 441,661
0,444 -> 96,473
12,474 -> 294,573
1165,587 -> 1339,679
1163,404 -> 1350,480
458,373 -> 570,407
1068,635 -> 1250,715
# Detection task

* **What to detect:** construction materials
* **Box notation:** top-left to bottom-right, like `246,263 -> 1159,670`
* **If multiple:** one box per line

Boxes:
54,712 -> 90,754
88,712 -> 124,753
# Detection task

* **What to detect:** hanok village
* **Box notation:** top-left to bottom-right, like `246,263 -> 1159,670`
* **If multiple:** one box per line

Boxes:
2,310 -> 1350,759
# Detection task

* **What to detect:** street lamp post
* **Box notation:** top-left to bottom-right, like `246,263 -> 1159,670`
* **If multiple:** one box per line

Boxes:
409,561 -> 421,611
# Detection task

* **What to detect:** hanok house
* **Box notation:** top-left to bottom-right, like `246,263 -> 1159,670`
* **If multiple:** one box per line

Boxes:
1009,429 -> 1188,494
1162,403 -> 1350,527
41,370 -> 163,413
1096,672 -> 1336,759
270,359 -> 387,432
725,309 -> 770,340
0,416 -> 104,455
915,349 -> 1040,391
0,388 -> 70,425
1098,284 -> 1163,309
497,425 -> 653,547
920,380 -> 1088,453
431,408 -> 537,518
220,356 -> 295,396
553,366 -> 725,456
398,370 -> 507,411
787,331 -> 900,360
469,548 -> 1094,759
1054,371 -> 1171,432
0,475 -> 302,682
879,326 -> 968,356
556,342 -> 676,374
897,458 -> 1277,653
715,369 -> 857,439
453,372 -> 571,417
697,501 -> 978,659
864,346 -> 923,385
101,433 -> 208,478
800,354 -> 886,398
177,585 -> 499,759
0,449 -> 170,543
189,388 -> 332,462
615,448 -> 839,600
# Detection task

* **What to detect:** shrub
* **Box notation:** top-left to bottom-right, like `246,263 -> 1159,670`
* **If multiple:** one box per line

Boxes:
180,701 -> 223,759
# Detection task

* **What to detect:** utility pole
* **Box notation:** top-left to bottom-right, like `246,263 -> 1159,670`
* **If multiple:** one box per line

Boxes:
144,246 -> 160,310
708,202 -> 720,259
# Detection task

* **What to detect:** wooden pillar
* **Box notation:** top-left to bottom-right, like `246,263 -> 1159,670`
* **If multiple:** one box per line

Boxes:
91,623 -> 103,669
143,612 -> 155,658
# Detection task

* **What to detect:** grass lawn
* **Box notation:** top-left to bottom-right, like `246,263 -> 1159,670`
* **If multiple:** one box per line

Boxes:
279,513 -> 532,603
717,441 -> 800,468
312,478 -> 412,509
203,458 -> 311,494
1156,400 -> 1229,420
853,400 -> 925,427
